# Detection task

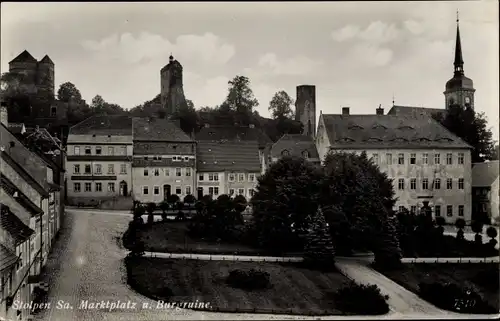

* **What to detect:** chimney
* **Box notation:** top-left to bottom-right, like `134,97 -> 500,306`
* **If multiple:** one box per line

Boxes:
376,105 -> 384,115
0,102 -> 8,127
341,107 -> 350,115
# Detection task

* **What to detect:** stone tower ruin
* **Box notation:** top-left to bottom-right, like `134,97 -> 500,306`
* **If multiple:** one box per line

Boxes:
295,85 -> 316,138
160,55 -> 188,116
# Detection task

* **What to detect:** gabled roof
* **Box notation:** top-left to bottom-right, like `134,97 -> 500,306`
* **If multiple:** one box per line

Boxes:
39,55 -> 54,65
9,50 -> 37,64
1,174 -> 44,216
0,244 -> 18,271
472,161 -> 500,187
197,140 -> 261,172
69,115 -> 133,136
387,105 -> 446,117
271,134 -> 319,159
196,125 -> 272,148
321,113 -> 471,150
0,204 -> 35,245
133,117 -> 193,142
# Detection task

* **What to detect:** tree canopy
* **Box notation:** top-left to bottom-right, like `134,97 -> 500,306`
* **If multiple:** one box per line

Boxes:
223,75 -> 259,117
432,105 -> 496,163
57,82 -> 82,103
269,90 -> 294,120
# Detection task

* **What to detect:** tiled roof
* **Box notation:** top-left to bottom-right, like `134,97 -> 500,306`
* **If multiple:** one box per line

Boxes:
133,117 -> 193,142
1,174 -> 44,216
271,134 -> 319,159
321,114 -> 472,150
196,126 -> 272,148
0,204 -> 35,245
472,161 -> 500,187
69,115 -> 133,136
9,50 -> 37,64
197,140 -> 261,172
387,105 -> 446,117
0,244 -> 18,271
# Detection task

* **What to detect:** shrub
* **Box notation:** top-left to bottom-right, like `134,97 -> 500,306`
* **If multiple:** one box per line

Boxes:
183,194 -> 196,205
226,269 -> 271,290
473,267 -> 500,291
471,221 -> 484,244
159,201 -> 169,221
486,226 -> 498,249
455,218 -> 466,240
419,282 -> 496,314
332,282 -> 389,315
435,217 -> 446,236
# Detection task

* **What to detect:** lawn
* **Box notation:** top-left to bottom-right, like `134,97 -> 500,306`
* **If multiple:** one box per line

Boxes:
375,263 -> 499,313
401,235 -> 499,258
131,221 -> 264,255
125,257 -> 355,315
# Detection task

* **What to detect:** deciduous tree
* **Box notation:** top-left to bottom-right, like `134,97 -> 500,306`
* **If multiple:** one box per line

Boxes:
57,82 -> 82,102
223,75 -> 259,117
269,90 -> 294,120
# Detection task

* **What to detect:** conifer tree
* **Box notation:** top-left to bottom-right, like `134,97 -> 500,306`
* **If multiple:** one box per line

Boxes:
374,217 -> 402,269
303,207 -> 335,267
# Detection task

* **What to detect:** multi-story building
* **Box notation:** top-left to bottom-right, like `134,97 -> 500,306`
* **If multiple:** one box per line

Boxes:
270,134 -> 321,165
316,106 -> 472,224
66,115 -> 133,206
196,125 -> 265,200
472,161 -> 499,224
0,206 -> 34,321
131,117 -> 196,203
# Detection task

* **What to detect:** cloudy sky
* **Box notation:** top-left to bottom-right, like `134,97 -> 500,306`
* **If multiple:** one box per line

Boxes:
1,1 -> 498,139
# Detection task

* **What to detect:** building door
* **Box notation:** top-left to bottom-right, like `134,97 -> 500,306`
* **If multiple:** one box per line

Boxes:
163,185 -> 171,200
197,187 -> 203,200
119,181 -> 128,196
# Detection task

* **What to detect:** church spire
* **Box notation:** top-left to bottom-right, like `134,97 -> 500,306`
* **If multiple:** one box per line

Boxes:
454,10 -> 464,76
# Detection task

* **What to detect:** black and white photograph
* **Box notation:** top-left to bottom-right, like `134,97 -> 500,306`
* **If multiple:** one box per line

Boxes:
0,1 -> 499,320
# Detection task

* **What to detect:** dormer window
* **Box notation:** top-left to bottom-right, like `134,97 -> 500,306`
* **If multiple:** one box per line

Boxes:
50,106 -> 57,117
302,150 -> 309,159
391,137 -> 409,142
415,137 -> 431,142
435,137 -> 453,142
337,137 -> 355,143
348,124 -> 363,130
397,125 -> 414,130
365,137 -> 383,142
281,150 -> 290,156
372,124 -> 387,130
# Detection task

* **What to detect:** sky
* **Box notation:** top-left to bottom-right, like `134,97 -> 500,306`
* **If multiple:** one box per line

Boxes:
1,1 -> 498,140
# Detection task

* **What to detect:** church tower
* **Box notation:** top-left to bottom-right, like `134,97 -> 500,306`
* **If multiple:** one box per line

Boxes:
295,85 -> 316,138
160,55 -> 188,116
444,12 -> 475,110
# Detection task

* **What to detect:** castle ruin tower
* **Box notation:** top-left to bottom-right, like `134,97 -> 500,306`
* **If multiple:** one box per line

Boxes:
160,55 -> 188,116
444,11 -> 475,110
295,85 -> 316,138
36,55 -> 55,100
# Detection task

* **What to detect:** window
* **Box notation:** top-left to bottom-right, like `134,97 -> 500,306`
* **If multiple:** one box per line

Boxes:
208,187 -> 216,195
458,178 -> 464,189
422,178 -> 429,190
238,174 -> 245,182
248,174 -> 255,182
176,187 -> 182,195
302,150 -> 309,159
74,146 -> 80,155
199,174 -> 204,181
422,153 -> 428,165
447,205 -> 453,217
209,174 -> 215,181
435,205 -> 441,217
281,150 -> 290,156
434,178 -> 441,190
50,106 -> 57,116
74,164 -> 80,174
249,189 -> 255,197
85,164 -> 91,174
185,186 -> 191,195
95,183 -> 102,192
238,188 -> 245,195
398,206 -> 405,213
84,183 -> 92,192
154,186 -> 160,195
229,173 -> 235,182
386,153 -> 392,165
120,164 -> 127,174
96,147 -> 102,155
410,206 -> 417,214
107,183 -> 115,192
184,156 -> 189,161
372,154 -> 379,164
398,178 -> 405,190
458,205 -> 464,217
447,178 -> 453,189
458,153 -> 464,164
108,164 -> 114,174
176,168 -> 182,177
398,153 -> 404,165
85,146 -> 91,155
143,169 -> 148,176
410,178 -> 416,190
74,183 -> 81,192
95,164 -> 102,174
446,153 -> 452,165
185,168 -> 191,177
229,188 -> 235,196
154,169 -> 159,176
108,147 -> 114,155
121,147 -> 127,155
144,156 -> 149,161
143,186 -> 149,195
410,153 -> 416,164
434,153 -> 440,165
162,168 -> 168,176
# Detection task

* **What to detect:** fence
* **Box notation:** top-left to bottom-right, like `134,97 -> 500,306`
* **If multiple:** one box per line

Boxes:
401,257 -> 499,264
144,251 -> 303,263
